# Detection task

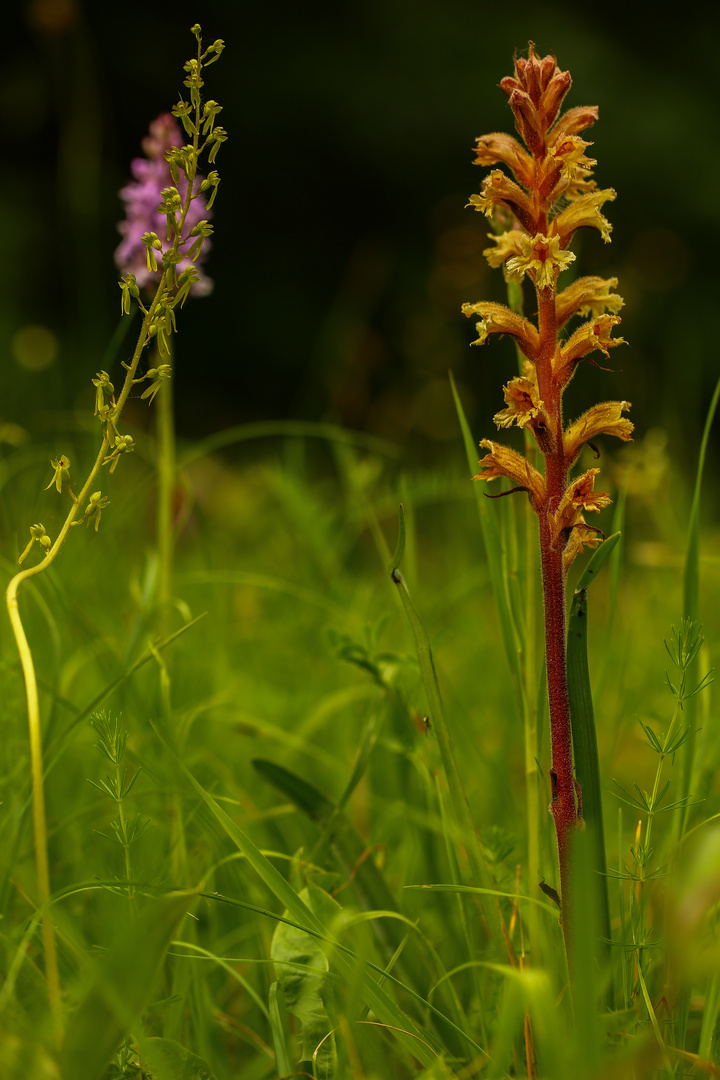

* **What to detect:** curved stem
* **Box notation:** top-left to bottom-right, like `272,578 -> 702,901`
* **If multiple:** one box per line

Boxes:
4,30 -> 210,1029
5,591 -> 62,1040
5,276 -> 168,1029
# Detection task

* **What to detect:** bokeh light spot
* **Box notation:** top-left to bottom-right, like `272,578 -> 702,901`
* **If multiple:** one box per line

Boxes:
12,325 -> 59,371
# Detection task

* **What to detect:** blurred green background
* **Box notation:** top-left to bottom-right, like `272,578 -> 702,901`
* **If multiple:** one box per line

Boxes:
2,0 -> 718,477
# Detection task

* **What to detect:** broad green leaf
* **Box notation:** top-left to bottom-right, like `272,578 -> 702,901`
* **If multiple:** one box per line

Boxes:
160,732 -> 442,1067
141,1037 -> 216,1080
272,886 -> 337,1079
59,890 -> 197,1080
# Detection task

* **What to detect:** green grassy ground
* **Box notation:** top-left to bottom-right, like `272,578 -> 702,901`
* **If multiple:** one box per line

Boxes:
0,404 -> 718,1078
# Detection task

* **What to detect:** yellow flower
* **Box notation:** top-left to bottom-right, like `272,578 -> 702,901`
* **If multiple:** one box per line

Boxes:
551,135 -> 596,183
555,314 -> 625,385
563,401 -> 634,466
553,188 -> 616,245
461,300 -> 540,358
552,468 -> 611,544
483,230 -> 525,270
473,132 -> 533,188
45,455 -> 71,494
556,276 -> 624,328
562,517 -> 603,573
506,232 -> 576,289
467,169 -> 535,232
547,105 -> 599,144
494,375 -> 546,431
474,439 -> 546,509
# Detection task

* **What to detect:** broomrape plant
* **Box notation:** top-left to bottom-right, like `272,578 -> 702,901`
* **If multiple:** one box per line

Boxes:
4,24 -> 225,1037
462,44 -> 633,962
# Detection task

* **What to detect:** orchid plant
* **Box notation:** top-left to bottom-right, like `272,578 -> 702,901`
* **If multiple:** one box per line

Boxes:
5,24 -> 225,1035
462,43 -> 633,962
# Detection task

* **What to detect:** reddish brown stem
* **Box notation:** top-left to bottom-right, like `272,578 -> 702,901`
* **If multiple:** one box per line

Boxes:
535,284 -> 579,950
539,516 -> 577,906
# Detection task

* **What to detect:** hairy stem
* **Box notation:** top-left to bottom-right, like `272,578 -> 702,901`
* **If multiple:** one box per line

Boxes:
535,283 -> 578,952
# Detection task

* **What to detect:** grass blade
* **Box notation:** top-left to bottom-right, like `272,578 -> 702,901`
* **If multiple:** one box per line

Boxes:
389,506 -> 507,958
566,535 -> 619,1010
449,372 -> 522,690
678,374 -> 720,833
160,730 -> 442,1067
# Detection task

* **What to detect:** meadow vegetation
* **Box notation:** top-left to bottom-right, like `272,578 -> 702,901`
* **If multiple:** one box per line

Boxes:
1,26 -> 719,1080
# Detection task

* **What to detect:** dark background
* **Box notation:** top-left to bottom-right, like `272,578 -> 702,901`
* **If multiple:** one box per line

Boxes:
2,0 -> 718,475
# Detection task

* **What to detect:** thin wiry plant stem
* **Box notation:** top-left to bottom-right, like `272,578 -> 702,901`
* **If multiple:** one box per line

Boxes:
5,282 -> 168,1034
4,29 -> 216,1026
156,335 -> 176,634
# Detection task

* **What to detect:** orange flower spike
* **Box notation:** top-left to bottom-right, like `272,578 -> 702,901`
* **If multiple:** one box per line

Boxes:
462,45 -> 632,946
500,45 -> 572,152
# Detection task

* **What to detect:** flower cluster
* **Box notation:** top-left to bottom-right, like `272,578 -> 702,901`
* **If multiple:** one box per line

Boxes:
115,113 -> 213,295
464,43 -> 633,571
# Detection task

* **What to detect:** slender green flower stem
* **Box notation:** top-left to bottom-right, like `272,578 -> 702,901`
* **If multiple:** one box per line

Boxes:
5,283 -> 168,1033
4,30 -> 214,1027
156,336 -> 176,633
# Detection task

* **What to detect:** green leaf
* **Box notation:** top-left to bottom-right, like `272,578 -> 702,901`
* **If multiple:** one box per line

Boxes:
678,374 -> 720,850
158,728 -> 442,1067
574,531 -> 621,591
141,1037 -> 217,1080
272,886 -> 337,1079
252,758 -> 429,994
252,758 -> 334,821
58,890 -> 198,1080
566,585 -> 613,1009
